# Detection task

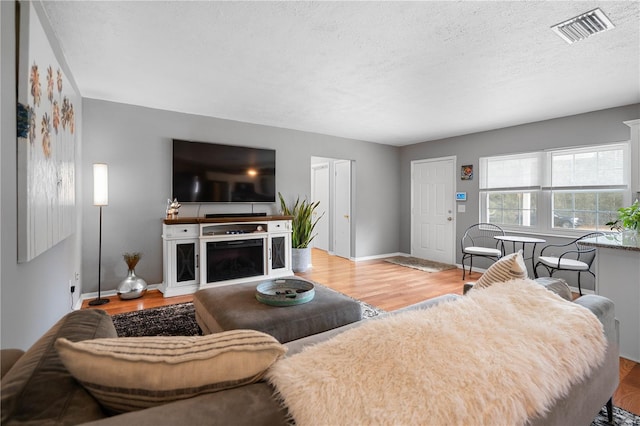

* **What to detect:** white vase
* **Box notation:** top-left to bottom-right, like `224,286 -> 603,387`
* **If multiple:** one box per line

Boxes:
292,247 -> 312,273
117,269 -> 148,300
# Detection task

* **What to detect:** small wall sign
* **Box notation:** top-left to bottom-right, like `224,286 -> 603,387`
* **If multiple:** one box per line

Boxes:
456,192 -> 467,201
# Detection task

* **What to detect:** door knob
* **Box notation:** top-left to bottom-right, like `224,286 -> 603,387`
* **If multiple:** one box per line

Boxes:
447,217 -> 453,221
344,215 -> 350,219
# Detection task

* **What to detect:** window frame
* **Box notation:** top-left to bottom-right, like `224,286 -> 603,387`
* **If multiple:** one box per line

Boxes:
479,142 -> 631,234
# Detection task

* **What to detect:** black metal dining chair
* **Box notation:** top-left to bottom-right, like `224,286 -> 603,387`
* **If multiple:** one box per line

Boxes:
460,223 -> 505,280
533,232 -> 604,295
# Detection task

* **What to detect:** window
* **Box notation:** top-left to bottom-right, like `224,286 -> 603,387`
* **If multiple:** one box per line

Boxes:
548,144 -> 628,230
487,192 -> 538,226
480,143 -> 630,232
479,152 -> 541,228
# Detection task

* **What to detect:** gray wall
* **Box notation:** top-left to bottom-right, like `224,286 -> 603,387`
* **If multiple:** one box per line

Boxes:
1,2 -> 83,350
81,99 -> 400,294
399,103 -> 640,290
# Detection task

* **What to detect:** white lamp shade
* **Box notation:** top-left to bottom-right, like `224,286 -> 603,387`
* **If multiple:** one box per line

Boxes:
93,163 -> 109,206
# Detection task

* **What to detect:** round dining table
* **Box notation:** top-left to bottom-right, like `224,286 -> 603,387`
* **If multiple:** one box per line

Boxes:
494,235 -> 546,277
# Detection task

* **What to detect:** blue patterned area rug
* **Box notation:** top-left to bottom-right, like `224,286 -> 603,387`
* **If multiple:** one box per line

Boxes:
592,405 -> 640,425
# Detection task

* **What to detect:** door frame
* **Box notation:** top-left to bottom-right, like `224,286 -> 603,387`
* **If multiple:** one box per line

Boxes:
310,157 -> 354,258
333,159 -> 352,259
310,162 -> 330,251
410,156 -> 457,265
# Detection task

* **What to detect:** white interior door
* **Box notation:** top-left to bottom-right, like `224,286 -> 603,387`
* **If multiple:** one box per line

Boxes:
311,163 -> 330,251
334,160 -> 351,259
411,157 -> 455,264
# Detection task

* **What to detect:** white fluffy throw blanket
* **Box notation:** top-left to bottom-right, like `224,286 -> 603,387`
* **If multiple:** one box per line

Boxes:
266,279 -> 607,426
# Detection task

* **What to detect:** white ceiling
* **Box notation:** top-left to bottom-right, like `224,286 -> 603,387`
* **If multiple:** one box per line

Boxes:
40,1 -> 640,146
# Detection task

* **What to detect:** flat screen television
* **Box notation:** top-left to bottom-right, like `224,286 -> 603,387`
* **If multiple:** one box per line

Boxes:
172,139 -> 276,203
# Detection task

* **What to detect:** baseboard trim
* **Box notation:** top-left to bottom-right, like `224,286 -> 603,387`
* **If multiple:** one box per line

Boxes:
79,283 -> 161,304
458,264 -> 488,274
354,252 -> 407,262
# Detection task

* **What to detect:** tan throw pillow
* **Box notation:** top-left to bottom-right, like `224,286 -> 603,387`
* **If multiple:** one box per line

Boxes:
473,250 -> 527,289
55,329 -> 286,414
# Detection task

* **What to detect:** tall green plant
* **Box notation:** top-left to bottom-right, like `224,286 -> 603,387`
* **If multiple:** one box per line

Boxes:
279,193 -> 324,248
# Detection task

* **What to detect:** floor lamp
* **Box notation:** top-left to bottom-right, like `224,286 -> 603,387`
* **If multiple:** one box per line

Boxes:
89,163 -> 110,306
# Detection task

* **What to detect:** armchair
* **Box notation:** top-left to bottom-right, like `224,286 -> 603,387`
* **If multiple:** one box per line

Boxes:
534,232 -> 604,295
460,223 -> 505,280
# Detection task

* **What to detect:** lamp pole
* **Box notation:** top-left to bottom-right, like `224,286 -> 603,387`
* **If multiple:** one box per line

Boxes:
89,163 -> 110,306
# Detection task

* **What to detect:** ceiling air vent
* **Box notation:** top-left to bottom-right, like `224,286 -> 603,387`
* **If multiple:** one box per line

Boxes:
551,8 -> 615,44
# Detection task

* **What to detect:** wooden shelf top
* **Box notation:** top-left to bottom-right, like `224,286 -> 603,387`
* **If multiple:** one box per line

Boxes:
163,215 -> 293,225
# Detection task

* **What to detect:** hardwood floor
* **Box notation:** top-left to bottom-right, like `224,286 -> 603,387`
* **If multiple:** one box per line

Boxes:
82,291 -> 193,315
83,248 -> 640,416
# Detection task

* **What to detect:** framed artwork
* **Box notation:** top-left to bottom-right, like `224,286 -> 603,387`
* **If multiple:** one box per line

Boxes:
461,165 -> 473,180
17,3 -> 78,262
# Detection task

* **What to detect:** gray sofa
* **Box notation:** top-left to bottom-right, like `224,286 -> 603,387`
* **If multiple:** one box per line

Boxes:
1,287 -> 618,426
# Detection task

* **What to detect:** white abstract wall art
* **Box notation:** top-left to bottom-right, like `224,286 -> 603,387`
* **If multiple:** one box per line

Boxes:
17,3 -> 78,263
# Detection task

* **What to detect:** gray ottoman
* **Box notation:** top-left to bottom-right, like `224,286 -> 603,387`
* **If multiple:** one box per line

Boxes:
193,280 -> 362,343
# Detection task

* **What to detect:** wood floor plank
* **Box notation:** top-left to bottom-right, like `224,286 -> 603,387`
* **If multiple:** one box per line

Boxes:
82,248 -> 639,416
615,359 -> 640,415
81,290 -> 193,314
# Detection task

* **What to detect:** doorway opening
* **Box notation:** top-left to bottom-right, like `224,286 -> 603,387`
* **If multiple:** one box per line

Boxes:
310,157 -> 354,259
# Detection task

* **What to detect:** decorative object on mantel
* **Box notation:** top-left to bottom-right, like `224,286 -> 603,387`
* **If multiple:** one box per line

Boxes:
278,192 -> 324,273
117,252 -> 148,300
166,198 -> 181,219
89,164 -> 110,306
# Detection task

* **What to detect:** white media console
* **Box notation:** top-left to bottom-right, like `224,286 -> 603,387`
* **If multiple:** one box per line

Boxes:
161,216 -> 293,297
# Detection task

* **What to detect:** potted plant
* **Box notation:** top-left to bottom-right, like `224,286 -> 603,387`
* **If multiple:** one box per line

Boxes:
278,192 -> 324,272
606,200 -> 640,233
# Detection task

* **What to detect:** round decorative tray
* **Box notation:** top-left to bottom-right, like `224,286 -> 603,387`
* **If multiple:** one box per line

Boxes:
256,278 -> 315,306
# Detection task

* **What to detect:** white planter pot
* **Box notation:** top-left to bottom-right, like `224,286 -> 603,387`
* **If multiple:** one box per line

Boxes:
292,247 -> 312,273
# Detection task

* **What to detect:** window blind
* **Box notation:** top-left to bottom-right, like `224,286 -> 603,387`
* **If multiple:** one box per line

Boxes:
479,152 -> 542,191
547,143 -> 628,190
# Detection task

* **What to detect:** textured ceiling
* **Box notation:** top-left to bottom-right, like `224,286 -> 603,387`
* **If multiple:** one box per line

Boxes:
40,1 -> 640,146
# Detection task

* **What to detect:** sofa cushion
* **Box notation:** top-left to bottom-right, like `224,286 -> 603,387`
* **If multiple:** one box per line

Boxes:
77,383 -> 289,426
473,250 -> 527,289
0,309 -> 117,425
534,277 -> 573,301
465,278 -> 573,301
0,349 -> 25,379
55,329 -> 286,414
